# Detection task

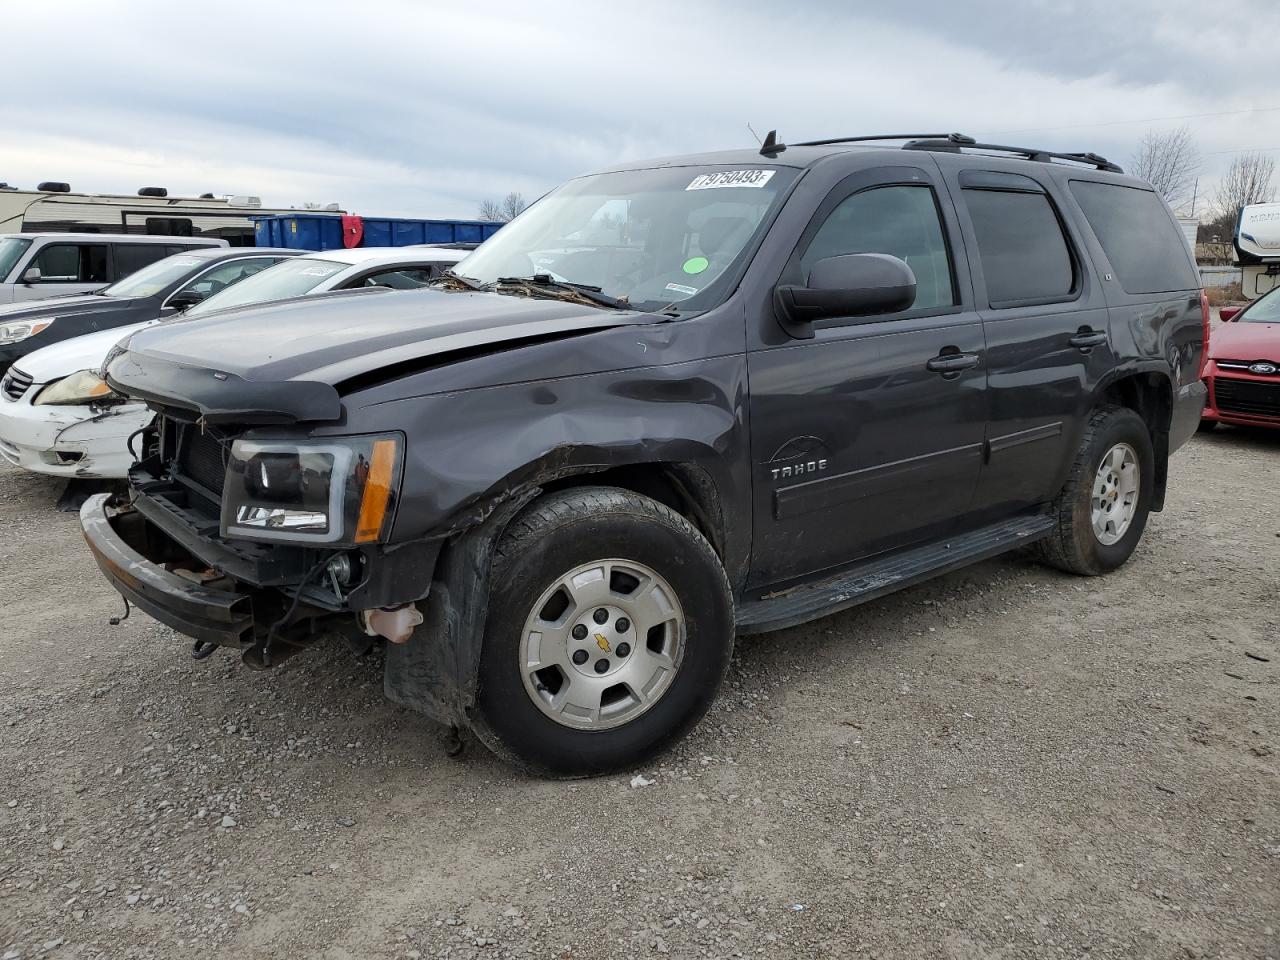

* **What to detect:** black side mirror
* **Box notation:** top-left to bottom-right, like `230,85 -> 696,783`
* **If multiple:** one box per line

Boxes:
167,290 -> 204,311
776,253 -> 916,335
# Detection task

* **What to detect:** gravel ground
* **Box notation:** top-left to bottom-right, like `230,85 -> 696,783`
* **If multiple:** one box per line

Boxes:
0,428 -> 1277,960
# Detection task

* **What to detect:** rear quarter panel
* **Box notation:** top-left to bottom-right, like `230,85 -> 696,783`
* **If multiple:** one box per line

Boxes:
1054,173 -> 1205,453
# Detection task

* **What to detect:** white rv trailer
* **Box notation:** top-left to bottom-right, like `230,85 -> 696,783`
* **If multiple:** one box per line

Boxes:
0,183 -> 342,247
1234,201 -> 1280,299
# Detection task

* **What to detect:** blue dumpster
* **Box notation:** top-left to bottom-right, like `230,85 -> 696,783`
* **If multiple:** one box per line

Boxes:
251,214 -> 503,251
252,214 -> 345,250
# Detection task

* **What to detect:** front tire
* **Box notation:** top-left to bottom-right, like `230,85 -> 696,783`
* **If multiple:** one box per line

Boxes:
1036,406 -> 1155,576
470,487 -> 734,777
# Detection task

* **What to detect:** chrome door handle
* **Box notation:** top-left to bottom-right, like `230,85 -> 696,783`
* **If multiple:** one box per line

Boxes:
926,353 -> 980,373
1069,329 -> 1108,350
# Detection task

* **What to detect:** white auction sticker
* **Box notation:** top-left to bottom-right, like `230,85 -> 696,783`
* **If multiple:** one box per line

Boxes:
686,169 -> 775,191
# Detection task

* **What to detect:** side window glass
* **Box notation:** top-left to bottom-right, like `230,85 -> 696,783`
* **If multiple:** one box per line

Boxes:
963,189 -> 1075,306
1068,181 -> 1198,294
357,268 -> 436,289
32,244 -> 109,283
113,244 -> 170,279
178,258 -> 280,299
800,185 -> 955,310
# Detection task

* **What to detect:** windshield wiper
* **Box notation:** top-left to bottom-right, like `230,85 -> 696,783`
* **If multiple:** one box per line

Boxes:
429,270 -> 483,291
487,275 -> 630,310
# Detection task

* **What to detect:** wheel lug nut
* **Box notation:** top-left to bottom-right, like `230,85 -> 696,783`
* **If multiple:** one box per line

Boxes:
594,658 -> 610,674
615,617 -> 630,633
572,650 -> 589,666
572,624 -> 587,641
615,642 -> 631,658
593,608 -> 609,625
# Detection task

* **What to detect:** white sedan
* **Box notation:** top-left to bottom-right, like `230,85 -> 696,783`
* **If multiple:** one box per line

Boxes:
0,246 -> 469,479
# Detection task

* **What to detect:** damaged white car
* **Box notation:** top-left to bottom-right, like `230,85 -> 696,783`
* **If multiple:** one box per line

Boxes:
0,325 -> 150,477
0,245 -> 472,479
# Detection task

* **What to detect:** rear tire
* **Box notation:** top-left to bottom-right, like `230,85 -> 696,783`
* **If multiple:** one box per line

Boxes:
1036,406 -> 1155,576
470,486 -> 734,778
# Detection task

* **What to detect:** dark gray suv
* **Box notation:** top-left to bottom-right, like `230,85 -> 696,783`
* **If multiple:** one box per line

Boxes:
80,133 -> 1207,776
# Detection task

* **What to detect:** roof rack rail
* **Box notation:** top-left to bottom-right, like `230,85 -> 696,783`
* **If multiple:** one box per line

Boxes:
758,130 -> 972,157
902,137 -> 1123,173
757,130 -> 1122,173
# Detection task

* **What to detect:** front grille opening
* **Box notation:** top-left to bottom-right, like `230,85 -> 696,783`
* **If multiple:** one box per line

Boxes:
2,368 -> 33,402
1216,378 -> 1280,417
175,426 -> 232,496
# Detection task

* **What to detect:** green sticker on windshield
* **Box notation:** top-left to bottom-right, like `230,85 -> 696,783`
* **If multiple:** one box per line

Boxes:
682,256 -> 709,275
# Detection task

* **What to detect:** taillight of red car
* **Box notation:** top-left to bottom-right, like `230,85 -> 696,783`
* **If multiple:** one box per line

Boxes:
1199,289 -> 1211,376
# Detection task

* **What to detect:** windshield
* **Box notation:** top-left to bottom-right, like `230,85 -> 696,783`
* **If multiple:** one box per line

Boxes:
0,237 -> 33,282
1240,288 -> 1280,323
185,257 -> 345,317
101,254 -> 207,298
457,165 -> 797,312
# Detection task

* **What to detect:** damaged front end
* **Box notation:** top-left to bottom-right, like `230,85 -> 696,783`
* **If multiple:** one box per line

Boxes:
80,413 -> 446,671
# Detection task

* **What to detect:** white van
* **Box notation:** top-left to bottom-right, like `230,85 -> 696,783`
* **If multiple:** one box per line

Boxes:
0,233 -> 226,304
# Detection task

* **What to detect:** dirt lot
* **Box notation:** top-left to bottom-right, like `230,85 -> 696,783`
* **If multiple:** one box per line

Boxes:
0,427 -> 1277,960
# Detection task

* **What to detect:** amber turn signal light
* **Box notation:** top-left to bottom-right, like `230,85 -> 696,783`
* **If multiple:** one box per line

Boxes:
354,438 -> 398,543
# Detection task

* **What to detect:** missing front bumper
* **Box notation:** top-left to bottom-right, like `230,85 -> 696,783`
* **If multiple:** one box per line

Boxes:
80,493 -> 256,648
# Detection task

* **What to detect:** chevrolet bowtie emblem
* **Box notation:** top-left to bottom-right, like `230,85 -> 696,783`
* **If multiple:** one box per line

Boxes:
594,633 -> 611,652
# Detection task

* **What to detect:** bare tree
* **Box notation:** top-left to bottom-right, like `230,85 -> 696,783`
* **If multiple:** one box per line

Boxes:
501,192 -> 527,221
478,192 -> 528,223
1129,126 -> 1200,213
1213,151 -> 1276,224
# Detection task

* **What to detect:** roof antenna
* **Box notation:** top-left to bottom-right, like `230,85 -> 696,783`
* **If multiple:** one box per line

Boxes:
759,129 -> 786,158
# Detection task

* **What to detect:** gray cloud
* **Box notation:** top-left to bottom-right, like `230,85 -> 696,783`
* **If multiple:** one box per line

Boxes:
2,0 -> 1276,219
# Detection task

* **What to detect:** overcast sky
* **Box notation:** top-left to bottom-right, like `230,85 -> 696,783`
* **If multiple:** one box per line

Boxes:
3,0 -> 1277,221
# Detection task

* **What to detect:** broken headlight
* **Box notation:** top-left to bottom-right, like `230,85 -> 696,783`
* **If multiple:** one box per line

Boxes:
33,369 -> 114,405
220,434 -> 403,546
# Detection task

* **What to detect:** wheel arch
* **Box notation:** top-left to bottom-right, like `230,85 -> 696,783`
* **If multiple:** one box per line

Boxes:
1094,367 -> 1173,510
383,455 -> 738,734
539,462 -> 729,564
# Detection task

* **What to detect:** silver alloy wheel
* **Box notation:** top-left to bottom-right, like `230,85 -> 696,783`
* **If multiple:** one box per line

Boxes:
1090,442 -> 1140,546
519,558 -> 685,730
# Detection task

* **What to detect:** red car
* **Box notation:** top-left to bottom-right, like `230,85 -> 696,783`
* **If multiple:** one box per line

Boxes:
1201,289 -> 1280,429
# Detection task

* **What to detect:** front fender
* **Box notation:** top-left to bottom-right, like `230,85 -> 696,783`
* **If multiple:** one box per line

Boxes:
334,354 -> 752,577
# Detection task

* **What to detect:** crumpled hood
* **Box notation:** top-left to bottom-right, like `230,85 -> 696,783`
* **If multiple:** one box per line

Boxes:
1209,321 -> 1280,361
107,287 -> 661,424
17,320 -> 157,383
0,293 -> 136,321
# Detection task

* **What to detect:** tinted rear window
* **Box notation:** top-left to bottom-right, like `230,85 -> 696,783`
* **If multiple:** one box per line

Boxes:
1069,181 -> 1197,295
963,189 -> 1075,306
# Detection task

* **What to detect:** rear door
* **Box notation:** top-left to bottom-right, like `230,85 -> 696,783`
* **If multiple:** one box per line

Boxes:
747,164 -> 988,588
939,163 -> 1114,514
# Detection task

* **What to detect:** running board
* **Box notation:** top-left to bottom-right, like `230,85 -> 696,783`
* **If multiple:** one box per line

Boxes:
735,514 -> 1055,635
